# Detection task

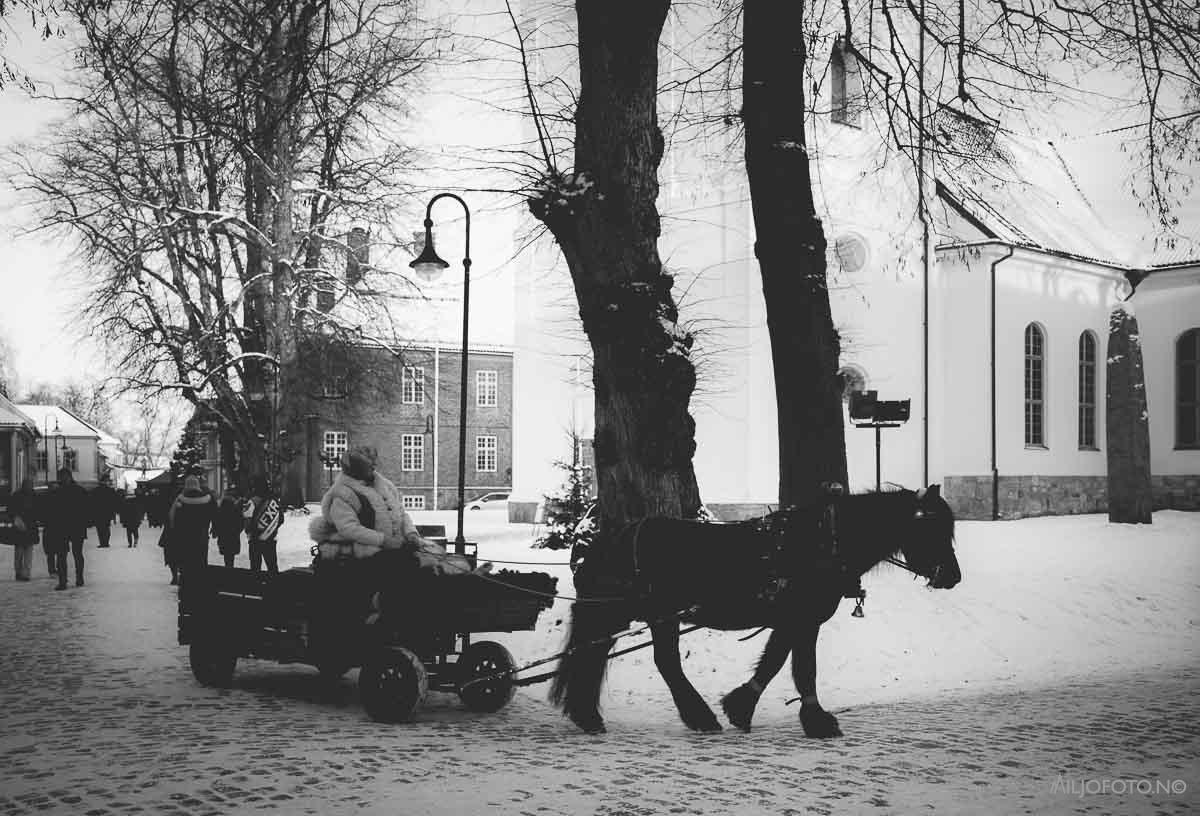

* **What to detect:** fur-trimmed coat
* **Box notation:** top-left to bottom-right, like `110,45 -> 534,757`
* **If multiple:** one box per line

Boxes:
310,472 -> 441,561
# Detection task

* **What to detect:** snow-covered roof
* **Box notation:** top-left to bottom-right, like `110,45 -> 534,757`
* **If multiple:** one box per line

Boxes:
931,107 -> 1133,267
13,404 -> 102,440
0,394 -> 38,433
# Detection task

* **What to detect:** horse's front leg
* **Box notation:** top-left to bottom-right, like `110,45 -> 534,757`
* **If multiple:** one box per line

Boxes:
720,628 -> 791,732
793,621 -> 842,738
649,618 -> 722,732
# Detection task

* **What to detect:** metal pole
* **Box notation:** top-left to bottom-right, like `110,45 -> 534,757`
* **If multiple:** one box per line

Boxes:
875,424 -> 882,492
422,193 -> 472,552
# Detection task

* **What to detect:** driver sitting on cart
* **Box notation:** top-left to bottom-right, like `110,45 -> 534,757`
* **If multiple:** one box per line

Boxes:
309,447 -> 489,641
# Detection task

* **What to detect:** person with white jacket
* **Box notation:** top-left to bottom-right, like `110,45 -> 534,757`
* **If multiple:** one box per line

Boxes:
310,446 -> 448,572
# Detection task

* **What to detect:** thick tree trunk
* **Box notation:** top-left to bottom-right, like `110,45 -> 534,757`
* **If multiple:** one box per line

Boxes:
742,2 -> 848,507
529,0 -> 701,532
1106,306 -> 1153,523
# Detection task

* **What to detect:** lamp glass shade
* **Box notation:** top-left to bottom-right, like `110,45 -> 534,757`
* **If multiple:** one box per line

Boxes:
409,237 -> 449,282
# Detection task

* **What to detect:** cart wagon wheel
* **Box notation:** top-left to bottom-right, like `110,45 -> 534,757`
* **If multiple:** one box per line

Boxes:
458,641 -> 517,713
189,639 -> 237,687
359,646 -> 427,723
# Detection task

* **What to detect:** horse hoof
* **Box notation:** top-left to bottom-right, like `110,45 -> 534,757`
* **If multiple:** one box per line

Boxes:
569,713 -> 606,734
799,707 -> 842,739
720,685 -> 758,732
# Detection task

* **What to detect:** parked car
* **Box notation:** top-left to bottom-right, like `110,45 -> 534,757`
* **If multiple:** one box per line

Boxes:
466,492 -> 510,512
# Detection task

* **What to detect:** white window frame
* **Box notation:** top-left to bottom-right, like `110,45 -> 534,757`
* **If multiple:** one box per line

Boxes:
402,366 -> 425,404
401,434 -> 425,471
322,431 -> 348,463
402,495 -> 425,511
477,369 -> 498,407
63,448 -> 79,473
36,449 -> 48,473
475,435 -> 497,473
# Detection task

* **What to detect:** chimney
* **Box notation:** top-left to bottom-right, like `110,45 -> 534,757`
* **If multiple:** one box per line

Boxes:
346,227 -> 369,286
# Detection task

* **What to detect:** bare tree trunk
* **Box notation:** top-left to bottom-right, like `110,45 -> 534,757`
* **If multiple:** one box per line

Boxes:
742,1 -> 848,507
1106,305 -> 1153,523
529,0 -> 701,532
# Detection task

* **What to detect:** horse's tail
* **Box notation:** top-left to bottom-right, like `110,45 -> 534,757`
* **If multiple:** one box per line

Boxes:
548,598 -> 626,727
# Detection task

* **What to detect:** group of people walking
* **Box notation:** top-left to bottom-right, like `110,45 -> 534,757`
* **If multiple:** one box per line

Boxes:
160,476 -> 282,586
5,469 -> 136,588
5,468 -> 283,589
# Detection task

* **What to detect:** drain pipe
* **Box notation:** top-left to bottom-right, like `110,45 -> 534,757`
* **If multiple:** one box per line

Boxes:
991,244 -> 1015,520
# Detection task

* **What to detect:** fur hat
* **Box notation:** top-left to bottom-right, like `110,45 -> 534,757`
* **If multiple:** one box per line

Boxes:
183,475 -> 202,492
341,446 -> 377,480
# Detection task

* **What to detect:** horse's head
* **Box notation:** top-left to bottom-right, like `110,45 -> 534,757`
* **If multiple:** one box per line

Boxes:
898,485 -> 961,589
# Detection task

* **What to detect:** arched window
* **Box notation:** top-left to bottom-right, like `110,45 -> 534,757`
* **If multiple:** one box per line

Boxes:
1025,323 -> 1046,447
830,37 -> 862,127
1078,331 -> 1098,449
1179,328 -> 1200,449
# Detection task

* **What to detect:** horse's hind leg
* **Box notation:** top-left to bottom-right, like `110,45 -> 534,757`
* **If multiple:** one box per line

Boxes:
549,601 -> 619,734
720,628 -> 791,732
649,619 -> 722,732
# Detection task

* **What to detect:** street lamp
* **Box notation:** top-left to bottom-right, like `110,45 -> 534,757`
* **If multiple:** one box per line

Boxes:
410,193 -> 471,552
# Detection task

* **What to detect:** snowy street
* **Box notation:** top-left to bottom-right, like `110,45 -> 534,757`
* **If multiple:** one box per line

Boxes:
0,511 -> 1197,815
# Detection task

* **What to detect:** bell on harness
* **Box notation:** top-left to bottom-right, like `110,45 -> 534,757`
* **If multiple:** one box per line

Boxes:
849,586 -> 866,617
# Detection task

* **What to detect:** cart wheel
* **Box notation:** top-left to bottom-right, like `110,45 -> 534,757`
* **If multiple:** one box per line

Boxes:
190,639 -> 237,687
458,641 -> 517,713
359,647 -> 427,723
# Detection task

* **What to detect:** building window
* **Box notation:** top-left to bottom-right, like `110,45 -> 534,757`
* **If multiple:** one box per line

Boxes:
830,37 -> 863,127
477,370 -> 498,407
322,430 -> 348,464
1078,331 -> 1098,449
1025,323 -> 1046,447
476,435 -> 497,472
1178,328 -> 1200,449
322,376 -> 348,399
402,495 -> 425,511
36,449 -> 47,472
62,448 -> 78,473
401,434 -> 425,471
402,366 -> 425,404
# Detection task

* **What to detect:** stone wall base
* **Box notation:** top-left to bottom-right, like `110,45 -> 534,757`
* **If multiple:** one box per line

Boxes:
1152,475 -> 1200,511
944,474 -> 1200,519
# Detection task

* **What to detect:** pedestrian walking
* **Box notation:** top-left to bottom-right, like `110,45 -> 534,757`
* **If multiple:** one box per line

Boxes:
214,486 -> 244,568
245,476 -> 282,575
168,476 -> 216,585
119,493 -> 144,547
7,479 -> 39,581
44,467 -> 90,590
90,473 -> 121,549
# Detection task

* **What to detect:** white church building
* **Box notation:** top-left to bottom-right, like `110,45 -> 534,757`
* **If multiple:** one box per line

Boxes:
507,40 -> 1199,521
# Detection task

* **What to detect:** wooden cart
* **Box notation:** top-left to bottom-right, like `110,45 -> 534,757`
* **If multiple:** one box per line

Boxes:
178,539 -> 557,723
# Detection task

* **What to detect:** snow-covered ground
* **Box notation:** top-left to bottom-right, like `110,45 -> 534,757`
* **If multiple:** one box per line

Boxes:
275,507 -> 1200,719
1,509 -> 1196,814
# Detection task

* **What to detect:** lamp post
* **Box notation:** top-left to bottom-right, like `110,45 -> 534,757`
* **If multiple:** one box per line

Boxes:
409,193 -> 471,552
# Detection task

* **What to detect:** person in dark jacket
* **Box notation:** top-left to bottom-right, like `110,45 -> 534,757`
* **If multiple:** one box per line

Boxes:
44,468 -> 91,589
8,479 -> 39,581
168,476 -> 216,584
245,477 -> 282,575
90,473 -> 121,548
213,487 -> 244,568
119,493 -> 145,547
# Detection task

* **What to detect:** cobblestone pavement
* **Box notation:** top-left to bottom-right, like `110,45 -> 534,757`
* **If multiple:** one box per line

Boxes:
0,530 -> 1196,815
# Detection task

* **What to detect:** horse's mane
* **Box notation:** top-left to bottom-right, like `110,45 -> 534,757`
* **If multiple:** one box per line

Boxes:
745,488 -> 955,573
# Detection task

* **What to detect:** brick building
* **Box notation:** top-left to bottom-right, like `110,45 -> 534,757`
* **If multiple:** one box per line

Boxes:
294,343 -> 514,509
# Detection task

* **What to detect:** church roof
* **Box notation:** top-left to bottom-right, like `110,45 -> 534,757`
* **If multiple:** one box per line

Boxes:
931,107 -> 1134,267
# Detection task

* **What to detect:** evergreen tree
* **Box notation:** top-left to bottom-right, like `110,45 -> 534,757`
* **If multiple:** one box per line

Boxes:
534,435 -> 595,554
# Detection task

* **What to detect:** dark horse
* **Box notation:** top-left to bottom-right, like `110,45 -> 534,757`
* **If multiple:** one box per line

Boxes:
549,485 -> 961,735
